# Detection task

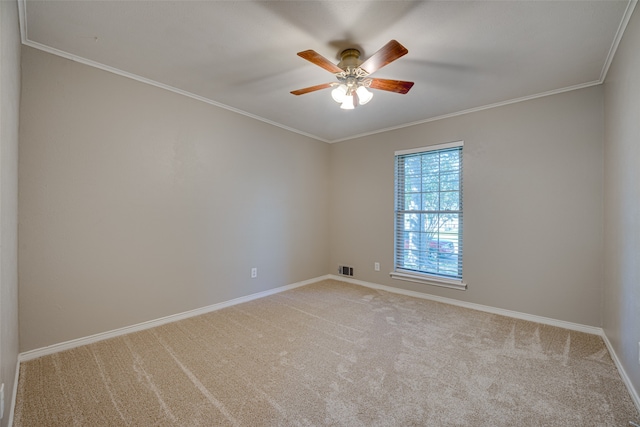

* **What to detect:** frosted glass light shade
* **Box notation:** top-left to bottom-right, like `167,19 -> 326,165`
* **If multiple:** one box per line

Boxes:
356,86 -> 373,105
331,85 -> 348,103
340,95 -> 355,110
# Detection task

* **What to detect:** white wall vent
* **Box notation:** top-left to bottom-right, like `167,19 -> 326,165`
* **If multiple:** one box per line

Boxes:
338,265 -> 354,277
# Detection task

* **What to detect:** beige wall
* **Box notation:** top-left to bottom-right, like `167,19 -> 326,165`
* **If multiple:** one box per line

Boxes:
603,8 -> 640,398
330,86 -> 604,327
0,0 -> 20,425
18,47 -> 330,351
19,44 -> 606,353
16,20 -> 623,365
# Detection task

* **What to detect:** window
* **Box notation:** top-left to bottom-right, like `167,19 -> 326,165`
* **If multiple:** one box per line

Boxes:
391,141 -> 465,290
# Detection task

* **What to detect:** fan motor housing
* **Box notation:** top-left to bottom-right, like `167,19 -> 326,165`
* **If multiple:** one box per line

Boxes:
338,49 -> 362,70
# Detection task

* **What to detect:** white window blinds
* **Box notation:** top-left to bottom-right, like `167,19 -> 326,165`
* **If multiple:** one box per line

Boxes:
394,142 -> 463,284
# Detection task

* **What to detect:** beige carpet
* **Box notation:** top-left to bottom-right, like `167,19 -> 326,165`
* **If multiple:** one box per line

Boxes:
14,279 -> 639,426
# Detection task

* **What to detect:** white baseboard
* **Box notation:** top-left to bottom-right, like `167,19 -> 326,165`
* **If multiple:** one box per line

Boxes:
331,275 -> 640,413
329,275 -> 602,335
14,274 -> 639,417
18,275 -> 332,362
17,273 -> 603,362
601,333 -> 640,413
7,357 -> 20,427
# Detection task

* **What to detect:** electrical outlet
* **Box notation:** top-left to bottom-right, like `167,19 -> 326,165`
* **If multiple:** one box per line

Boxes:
251,268 -> 257,279
374,262 -> 380,271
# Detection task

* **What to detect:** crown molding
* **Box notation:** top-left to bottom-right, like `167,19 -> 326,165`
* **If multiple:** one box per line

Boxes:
328,80 -> 602,143
23,39 -> 330,143
599,0 -> 638,82
17,0 -> 637,144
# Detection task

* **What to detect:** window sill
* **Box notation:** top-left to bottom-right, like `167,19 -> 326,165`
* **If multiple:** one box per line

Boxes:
390,270 -> 467,291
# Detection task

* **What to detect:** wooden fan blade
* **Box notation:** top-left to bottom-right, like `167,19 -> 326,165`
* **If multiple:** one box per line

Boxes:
297,50 -> 343,74
369,78 -> 414,94
359,40 -> 408,75
290,83 -> 333,96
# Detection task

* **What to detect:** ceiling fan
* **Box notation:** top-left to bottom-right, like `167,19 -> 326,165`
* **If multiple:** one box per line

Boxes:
291,40 -> 414,110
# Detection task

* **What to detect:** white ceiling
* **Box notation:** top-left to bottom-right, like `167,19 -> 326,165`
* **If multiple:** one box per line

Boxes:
19,0 -> 636,143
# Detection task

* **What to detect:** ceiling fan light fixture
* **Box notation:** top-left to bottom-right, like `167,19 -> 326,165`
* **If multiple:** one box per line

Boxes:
356,86 -> 373,105
292,40 -> 413,110
331,84 -> 348,103
340,94 -> 355,110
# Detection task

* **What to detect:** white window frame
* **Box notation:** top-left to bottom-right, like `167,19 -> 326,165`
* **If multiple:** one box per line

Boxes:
391,141 -> 467,291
